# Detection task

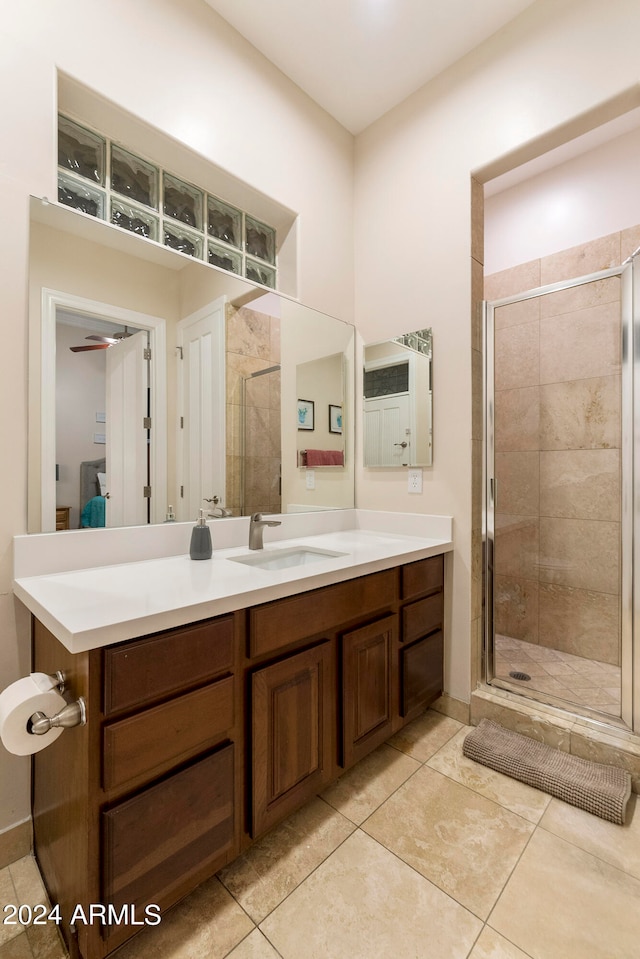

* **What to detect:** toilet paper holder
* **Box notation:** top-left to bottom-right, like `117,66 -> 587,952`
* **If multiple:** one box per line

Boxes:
27,671 -> 87,737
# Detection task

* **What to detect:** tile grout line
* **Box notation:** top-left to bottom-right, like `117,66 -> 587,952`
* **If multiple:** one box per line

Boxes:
218,724 -> 467,952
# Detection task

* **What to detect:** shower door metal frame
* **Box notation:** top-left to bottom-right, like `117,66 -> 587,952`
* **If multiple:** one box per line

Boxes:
483,262 -> 635,731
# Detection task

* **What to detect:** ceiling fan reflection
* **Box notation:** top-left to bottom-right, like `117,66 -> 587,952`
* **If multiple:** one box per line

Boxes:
69,327 -> 133,353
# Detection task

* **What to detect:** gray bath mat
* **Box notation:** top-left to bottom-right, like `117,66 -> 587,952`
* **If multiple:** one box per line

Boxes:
463,719 -> 632,824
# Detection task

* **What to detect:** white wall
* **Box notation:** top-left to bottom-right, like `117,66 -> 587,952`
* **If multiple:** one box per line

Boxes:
0,0 -> 353,835
485,125 -> 640,274
354,0 -> 640,703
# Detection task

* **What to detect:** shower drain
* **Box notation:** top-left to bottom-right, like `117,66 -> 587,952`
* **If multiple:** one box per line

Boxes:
509,670 -> 531,682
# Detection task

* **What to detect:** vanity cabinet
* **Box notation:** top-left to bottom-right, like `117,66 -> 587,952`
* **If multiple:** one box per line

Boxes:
32,613 -> 243,959
32,554 -> 446,959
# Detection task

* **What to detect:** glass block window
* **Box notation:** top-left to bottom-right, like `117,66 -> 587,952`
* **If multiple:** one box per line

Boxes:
57,114 -> 278,289
245,258 -> 276,288
208,241 -> 242,275
110,198 -> 158,240
111,145 -> 158,209
58,171 -> 105,218
207,196 -> 242,248
163,173 -> 203,231
163,220 -> 203,258
245,215 -> 275,264
58,116 -> 105,184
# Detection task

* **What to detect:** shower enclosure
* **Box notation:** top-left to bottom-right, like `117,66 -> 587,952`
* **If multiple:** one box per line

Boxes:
241,364 -> 282,516
484,253 -> 639,731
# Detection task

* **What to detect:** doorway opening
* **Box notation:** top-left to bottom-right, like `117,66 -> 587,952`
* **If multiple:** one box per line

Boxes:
56,311 -> 146,529
484,256 -> 638,730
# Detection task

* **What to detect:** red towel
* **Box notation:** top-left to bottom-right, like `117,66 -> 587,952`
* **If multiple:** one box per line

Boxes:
305,449 -> 344,467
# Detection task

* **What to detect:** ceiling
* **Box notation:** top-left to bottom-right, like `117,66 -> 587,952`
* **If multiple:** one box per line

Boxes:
202,0 -> 640,188
203,0 -> 538,134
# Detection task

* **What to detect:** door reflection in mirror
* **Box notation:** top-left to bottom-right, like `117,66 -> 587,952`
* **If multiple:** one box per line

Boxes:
56,313 -> 147,530
363,329 -> 432,467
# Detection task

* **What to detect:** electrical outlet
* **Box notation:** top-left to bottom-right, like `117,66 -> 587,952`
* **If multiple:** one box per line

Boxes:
306,469 -> 315,490
408,468 -> 423,493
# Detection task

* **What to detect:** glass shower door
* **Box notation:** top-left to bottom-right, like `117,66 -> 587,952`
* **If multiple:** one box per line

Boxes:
485,265 -> 632,725
241,365 -> 282,516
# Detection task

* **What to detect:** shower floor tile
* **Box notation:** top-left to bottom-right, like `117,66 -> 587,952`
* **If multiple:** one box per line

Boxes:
494,635 -> 621,717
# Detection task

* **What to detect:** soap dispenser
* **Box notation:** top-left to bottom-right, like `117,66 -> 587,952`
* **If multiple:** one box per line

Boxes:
190,509 -> 212,560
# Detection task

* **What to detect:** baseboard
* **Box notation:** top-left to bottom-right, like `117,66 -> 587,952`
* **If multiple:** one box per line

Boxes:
471,686 -> 640,794
431,693 -> 470,725
0,818 -> 32,869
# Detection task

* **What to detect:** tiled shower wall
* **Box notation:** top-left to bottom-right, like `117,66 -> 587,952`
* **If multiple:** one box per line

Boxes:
484,225 -> 640,668
225,303 -> 281,516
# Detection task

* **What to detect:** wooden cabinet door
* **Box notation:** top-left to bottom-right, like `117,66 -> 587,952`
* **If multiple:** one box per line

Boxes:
342,615 -> 396,769
251,642 -> 333,838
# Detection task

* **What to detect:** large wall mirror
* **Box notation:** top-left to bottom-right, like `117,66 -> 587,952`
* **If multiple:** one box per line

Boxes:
28,197 -> 354,532
363,329 -> 432,467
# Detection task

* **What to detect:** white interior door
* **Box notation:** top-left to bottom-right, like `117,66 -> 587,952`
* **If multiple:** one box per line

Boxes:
364,392 -> 412,466
106,331 -> 149,527
177,299 -> 226,522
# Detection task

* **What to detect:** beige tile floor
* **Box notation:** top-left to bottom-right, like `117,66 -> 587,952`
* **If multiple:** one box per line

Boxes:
495,634 -> 622,717
2,709 -> 640,958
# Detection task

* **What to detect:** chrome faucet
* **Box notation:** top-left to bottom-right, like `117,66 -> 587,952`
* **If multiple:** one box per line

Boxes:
249,512 -> 282,550
203,495 -> 232,518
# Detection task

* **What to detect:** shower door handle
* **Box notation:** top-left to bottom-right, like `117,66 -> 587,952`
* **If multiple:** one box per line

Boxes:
490,477 -> 497,507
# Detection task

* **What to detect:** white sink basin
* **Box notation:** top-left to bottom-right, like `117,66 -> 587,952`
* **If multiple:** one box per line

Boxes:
229,545 -> 347,571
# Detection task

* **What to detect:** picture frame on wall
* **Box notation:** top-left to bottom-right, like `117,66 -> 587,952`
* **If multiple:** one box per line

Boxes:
297,398 -> 314,430
329,404 -> 343,434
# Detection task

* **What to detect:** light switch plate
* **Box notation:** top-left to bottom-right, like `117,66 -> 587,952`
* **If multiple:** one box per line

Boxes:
306,469 -> 315,490
408,468 -> 423,493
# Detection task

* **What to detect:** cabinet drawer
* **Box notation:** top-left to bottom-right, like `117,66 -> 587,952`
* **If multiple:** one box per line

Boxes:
103,677 -> 234,791
102,745 -> 234,928
401,631 -> 443,718
401,592 -> 443,644
401,555 -> 444,600
104,616 -> 234,715
249,569 -> 396,658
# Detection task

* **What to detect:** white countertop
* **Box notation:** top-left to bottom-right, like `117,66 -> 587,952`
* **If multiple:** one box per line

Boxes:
13,511 -> 453,653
